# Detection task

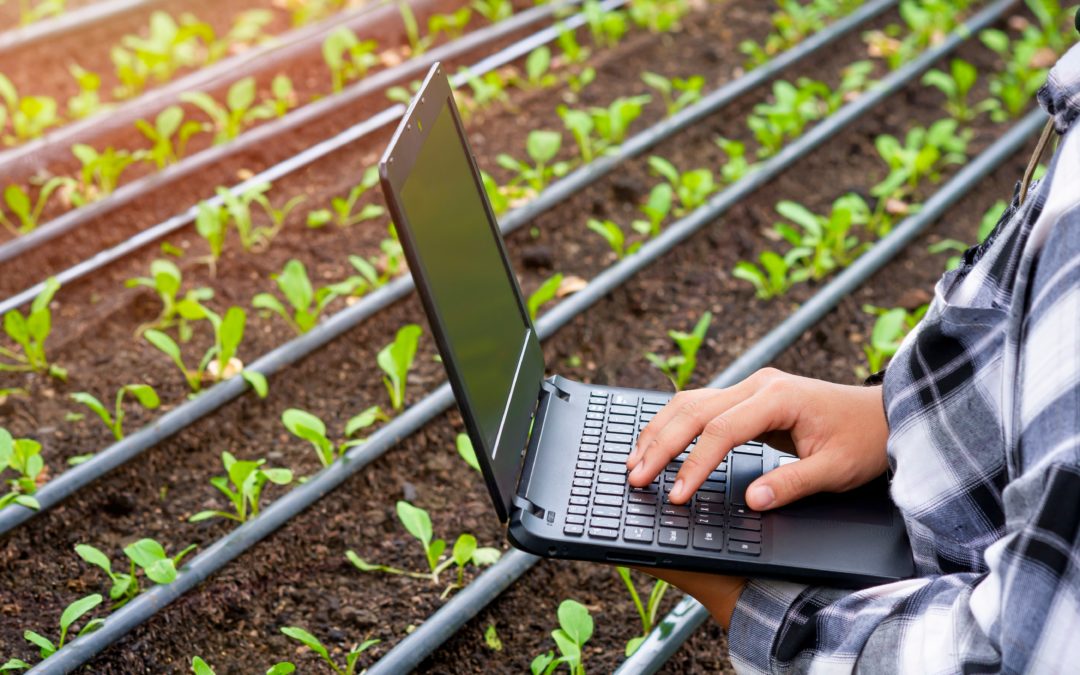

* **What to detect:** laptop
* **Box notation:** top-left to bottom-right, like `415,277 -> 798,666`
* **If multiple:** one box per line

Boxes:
379,63 -> 914,586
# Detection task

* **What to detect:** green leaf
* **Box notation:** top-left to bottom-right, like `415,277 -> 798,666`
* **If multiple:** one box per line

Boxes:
74,544 -> 113,574
70,392 -> 111,425
241,371 -> 268,398
345,406 -> 387,437
557,599 -> 593,645
282,408 -> 328,445
191,656 -> 216,675
527,273 -> 563,322
526,130 -> 562,165
123,538 -> 167,570
276,260 -> 314,312
227,77 -> 257,112
265,663 -> 295,675
530,651 -> 555,675
452,533 -> 477,567
280,626 -> 330,661
1,658 -> 30,671
471,547 -> 501,566
396,500 -> 433,547
484,624 -> 503,651
124,384 -> 160,409
456,433 -> 481,472
59,593 -> 103,643
144,329 -> 182,362
217,306 -> 247,367
0,428 -> 13,470
625,635 -> 645,656
24,630 -> 55,658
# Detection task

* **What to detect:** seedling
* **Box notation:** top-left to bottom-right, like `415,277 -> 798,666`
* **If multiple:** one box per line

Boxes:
278,626 -> 378,675
861,304 -> 927,373
76,538 -> 196,608
566,66 -> 597,95
628,0 -> 690,32
190,657 -> 216,675
0,74 -> 62,145
527,273 -> 564,321
530,599 -> 593,675
22,594 -> 104,659
558,106 -> 597,163
871,118 -> 970,201
644,311 -> 711,390
70,384 -> 160,441
306,167 -> 385,228
322,27 -> 379,93
771,194 -> 870,280
398,1 -> 435,55
732,249 -> 809,300
472,0 -> 512,22
587,218 -> 640,259
12,0 -> 65,26
457,67 -> 510,116
1,277 -> 66,380
386,80 -> 422,106
714,136 -> 754,184
189,451 -> 293,523
456,432 -> 481,472
865,0 -> 967,70
135,105 -> 204,168
556,23 -> 590,65
485,624 -> 503,651
747,78 -> 830,157
263,75 -> 298,118
522,46 -> 558,89
641,72 -> 704,117
0,178 -> 64,235
217,182 -> 301,251
979,28 -> 1049,121
647,156 -> 715,214
481,171 -> 511,215
589,95 -> 651,147
429,7 -> 473,41
378,324 -> 422,410
253,259 -> 363,334
497,130 -> 571,194
181,77 -> 276,145
345,500 -> 500,592
125,258 -> 214,339
631,184 -> 673,238
617,567 -> 669,656
929,198 -> 1006,270
281,406 -> 388,467
583,0 -> 628,48
0,428 -> 43,510
195,201 -> 227,274
921,59 -> 990,122
64,144 -> 141,206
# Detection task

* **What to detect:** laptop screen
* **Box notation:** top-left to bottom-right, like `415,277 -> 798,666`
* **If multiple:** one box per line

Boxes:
398,100 -> 531,456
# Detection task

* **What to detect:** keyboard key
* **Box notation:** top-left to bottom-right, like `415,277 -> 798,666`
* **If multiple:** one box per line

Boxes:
594,495 -> 623,507
695,514 -> 724,527
729,529 -> 762,543
569,496 -> 588,506
602,452 -> 629,464
701,480 -> 726,492
734,444 -> 763,456
572,478 -> 592,488
640,411 -> 655,421
608,413 -> 636,424
661,504 -> 690,517
597,473 -> 626,485
612,394 -> 638,406
576,463 -> 596,473
730,506 -> 761,518
574,470 -> 594,479
584,420 -> 603,429
568,506 -> 587,515
596,484 -> 623,495
625,515 -> 655,528
728,540 -> 761,555
591,517 -> 621,530
626,503 -> 656,516
695,490 -> 723,503
586,413 -> 604,421
603,444 -> 631,455
658,527 -> 688,547
729,517 -> 762,532
623,526 -> 653,543
592,505 -> 621,518
643,396 -> 668,406
730,454 -> 762,505
571,487 -> 590,497
587,404 -> 605,413
695,502 -> 721,514
660,515 -> 689,529
566,515 -> 585,525
583,428 -> 601,438
605,432 -> 634,445
599,462 -> 627,475
610,403 -> 637,415
588,527 -> 619,540
707,471 -> 727,482
581,435 -> 600,445
579,451 -> 598,462
564,525 -> 584,536
692,526 -> 724,551
606,423 -> 635,434
628,492 -> 657,505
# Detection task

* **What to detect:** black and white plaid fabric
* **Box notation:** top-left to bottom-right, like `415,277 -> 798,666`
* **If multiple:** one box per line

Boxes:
727,43 -> 1080,674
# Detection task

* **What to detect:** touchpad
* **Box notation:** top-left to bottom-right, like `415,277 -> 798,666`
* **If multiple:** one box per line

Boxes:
771,474 -> 896,527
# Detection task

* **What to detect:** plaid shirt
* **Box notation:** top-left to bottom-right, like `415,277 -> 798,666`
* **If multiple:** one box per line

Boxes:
728,43 -> 1080,674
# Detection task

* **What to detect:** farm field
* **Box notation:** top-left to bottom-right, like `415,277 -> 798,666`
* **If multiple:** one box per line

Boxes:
0,0 -> 1072,672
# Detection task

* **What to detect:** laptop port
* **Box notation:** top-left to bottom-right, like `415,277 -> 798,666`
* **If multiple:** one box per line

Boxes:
605,553 -> 657,566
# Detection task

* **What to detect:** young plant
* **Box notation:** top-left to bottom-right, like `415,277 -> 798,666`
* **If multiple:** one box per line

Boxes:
747,78 -> 830,156
21,594 -> 104,660
194,200 -> 227,274
0,428 -> 44,510
647,156 -> 716,215
521,46 -> 558,89
921,58 -> 989,122
979,28 -> 1050,121
472,0 -> 512,22
771,194 -> 870,281
125,258 -> 214,339
135,105 -> 204,168
1,277 -> 66,380
75,538 -> 196,609
587,218 -> 640,259
583,0 -> 628,48
714,136 -> 754,184
558,106 -> 597,163
180,77 -> 275,145
589,94 -> 651,147
378,324 -> 422,410
307,167 -> 385,228
628,0 -> 690,32
644,311 -> 712,391
641,72 -> 704,117
12,0 -> 66,26
481,170 -> 512,215
929,198 -> 1006,270
0,74 -> 62,145
63,143 -> 141,206
253,259 -> 360,334
631,183 -> 673,238
861,304 -> 927,373
739,0 -> 832,66
398,1 -> 435,55
457,67 -> 510,117
0,178 -> 64,235
456,432 -> 481,472
278,626 -> 378,675
530,599 -> 593,675
281,406 -> 388,467
617,567 -> 669,656
190,656 -> 216,675
497,130 -> 570,194
188,451 -> 293,523
70,385 -> 160,441
428,7 -> 472,41
527,273 -> 564,322
556,22 -> 590,65
732,249 -> 809,300
322,27 -> 379,93
871,118 -> 971,202
214,182 -> 302,251
345,500 -> 500,592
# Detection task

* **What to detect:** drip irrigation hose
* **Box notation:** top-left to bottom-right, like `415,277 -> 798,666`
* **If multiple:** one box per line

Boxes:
22,4 -> 1016,670
0,0 -> 887,312
0,0 -> 893,529
0,0 -> 163,56
614,108 -> 1048,675
0,0 -> 583,265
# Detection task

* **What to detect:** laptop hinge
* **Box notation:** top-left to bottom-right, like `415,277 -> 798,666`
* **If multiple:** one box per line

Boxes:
511,377 -> 570,522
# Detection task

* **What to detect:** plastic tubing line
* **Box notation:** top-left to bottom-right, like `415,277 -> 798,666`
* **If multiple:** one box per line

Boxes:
0,0 -> 164,56
0,0 -> 870,313
613,108 -> 1048,675
23,6 -> 1019,669
0,0 -> 631,537
0,0 -> 582,266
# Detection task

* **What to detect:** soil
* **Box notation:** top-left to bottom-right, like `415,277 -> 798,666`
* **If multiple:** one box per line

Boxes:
0,0 -> 1049,672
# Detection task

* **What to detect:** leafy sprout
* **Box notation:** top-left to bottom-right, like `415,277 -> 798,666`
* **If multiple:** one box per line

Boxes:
125,259 -> 214,340
871,118 -> 971,203
587,218 -> 640,259
0,74 -> 62,145
181,77 -> 277,145
530,599 -> 593,675
76,538 -> 196,609
378,324 -> 422,410
278,626 -> 379,675
921,59 -> 991,122
770,195 -> 871,281
281,406 -> 388,467
253,259 -> 364,335
617,567 -> 670,656
456,432 -> 481,472
497,130 -> 570,194
732,249 -> 808,300
21,594 -> 104,661
0,428 -> 43,510
322,27 -> 379,93
1,277 -> 66,381
0,178 -> 65,236
641,71 -> 704,116
70,384 -> 161,441
861,304 -> 927,374
644,311 -> 712,390
135,105 -> 204,169
189,451 -> 293,523
527,273 -> 564,322
647,156 -> 716,215
631,183 -> 673,238
714,136 -> 754,184
306,167 -> 385,228
471,0 -> 512,22
62,143 -> 142,206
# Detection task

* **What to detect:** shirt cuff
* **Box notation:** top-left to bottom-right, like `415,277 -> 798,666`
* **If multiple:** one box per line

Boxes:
728,579 -> 809,674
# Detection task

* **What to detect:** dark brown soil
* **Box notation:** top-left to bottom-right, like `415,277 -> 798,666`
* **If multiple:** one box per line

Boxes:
0,1 -> 1047,672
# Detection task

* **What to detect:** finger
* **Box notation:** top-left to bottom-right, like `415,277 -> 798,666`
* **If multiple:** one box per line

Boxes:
743,450 -> 844,511
669,388 -> 799,503
629,389 -> 714,468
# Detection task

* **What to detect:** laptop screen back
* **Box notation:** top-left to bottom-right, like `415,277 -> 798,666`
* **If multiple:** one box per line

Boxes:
398,95 -> 531,458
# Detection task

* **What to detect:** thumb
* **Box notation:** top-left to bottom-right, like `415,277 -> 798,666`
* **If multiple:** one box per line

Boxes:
744,452 -> 836,511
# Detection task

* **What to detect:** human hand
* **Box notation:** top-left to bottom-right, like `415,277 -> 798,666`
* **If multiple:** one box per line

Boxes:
635,567 -> 747,629
626,368 -> 889,510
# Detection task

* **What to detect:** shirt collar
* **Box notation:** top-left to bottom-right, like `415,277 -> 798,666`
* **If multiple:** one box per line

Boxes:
1039,41 -> 1080,134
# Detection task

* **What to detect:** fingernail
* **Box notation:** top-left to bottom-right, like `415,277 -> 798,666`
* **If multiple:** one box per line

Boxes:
748,484 -> 775,509
671,478 -> 684,501
627,445 -> 643,468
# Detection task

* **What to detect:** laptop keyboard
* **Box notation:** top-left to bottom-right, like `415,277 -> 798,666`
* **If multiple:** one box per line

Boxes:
562,390 -> 764,556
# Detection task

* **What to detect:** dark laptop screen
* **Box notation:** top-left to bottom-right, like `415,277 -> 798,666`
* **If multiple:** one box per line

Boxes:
399,101 -> 530,456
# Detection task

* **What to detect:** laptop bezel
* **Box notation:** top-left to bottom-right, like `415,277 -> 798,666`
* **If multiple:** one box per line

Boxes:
379,63 -> 546,523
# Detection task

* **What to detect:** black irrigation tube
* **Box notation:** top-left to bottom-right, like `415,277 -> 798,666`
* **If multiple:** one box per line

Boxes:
0,0 -> 163,56
0,0 -> 883,526
615,107 -> 1047,675
22,3 -> 1018,670
0,0 -> 581,266
0,0 -> 885,311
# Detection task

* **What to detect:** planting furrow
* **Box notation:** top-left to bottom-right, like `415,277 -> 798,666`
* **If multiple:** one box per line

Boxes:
16,5 -> 1015,670
0,0 -> 163,56
613,107 -> 1047,675
0,0 -> 569,265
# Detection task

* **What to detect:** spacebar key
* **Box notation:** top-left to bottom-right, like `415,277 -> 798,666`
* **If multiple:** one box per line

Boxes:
730,453 -> 762,505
